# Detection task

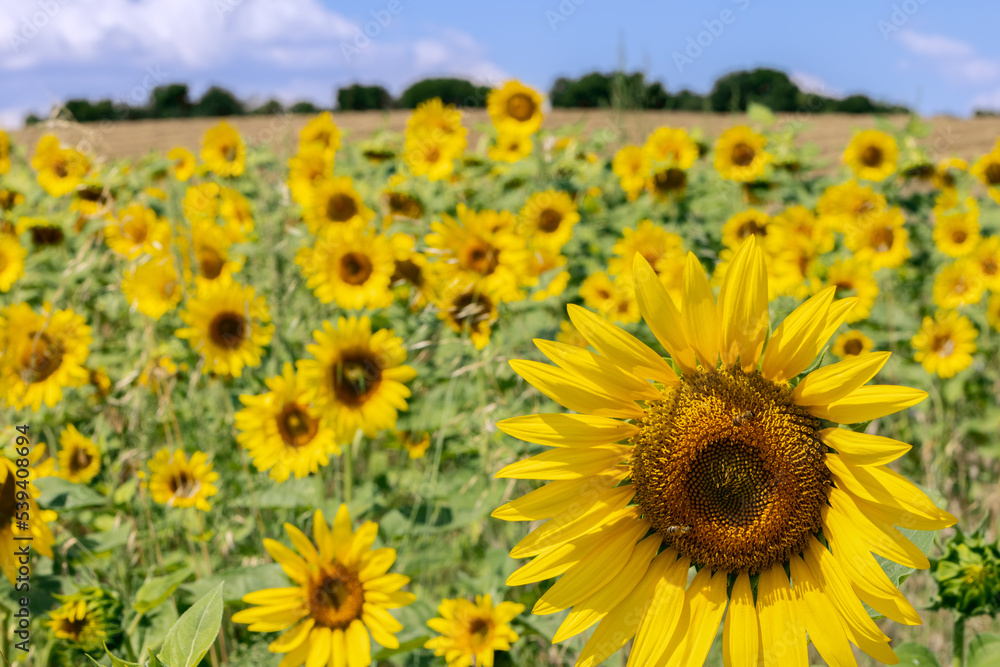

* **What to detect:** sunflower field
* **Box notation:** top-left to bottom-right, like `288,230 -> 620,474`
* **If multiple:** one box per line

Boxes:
1,80 -> 1000,667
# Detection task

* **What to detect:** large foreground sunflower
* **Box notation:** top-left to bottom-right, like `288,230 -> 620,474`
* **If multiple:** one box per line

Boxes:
232,506 -> 415,667
494,237 -> 955,667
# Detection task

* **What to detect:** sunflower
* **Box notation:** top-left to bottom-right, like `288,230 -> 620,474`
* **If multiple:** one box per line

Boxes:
383,190 -> 424,225
519,190 -> 579,250
487,80 -> 544,135
832,330 -> 874,359
304,177 -> 374,236
933,260 -> 984,309
612,145 -> 650,201
182,182 -> 221,226
233,506 -> 415,667
0,450 -> 57,584
299,111 -> 342,158
644,127 -> 698,169
844,130 -> 898,182
646,167 -> 688,202
0,129 -> 9,174
56,424 -> 101,484
607,219 -> 684,298
714,126 -> 771,182
0,187 -> 25,212
31,135 -> 90,197
17,216 -> 67,247
220,186 -> 254,242
844,206 -> 910,270
168,147 -> 197,182
0,302 -> 91,411
933,199 -> 980,257
388,233 -> 432,307
494,237 -> 954,667
201,121 -> 245,177
970,236 -> 1000,290
760,237 -> 823,300
580,271 -> 639,324
817,180 -> 887,234
47,588 -> 120,652
824,257 -> 879,322
425,594 -> 525,667
0,233 -> 27,292
121,256 -> 184,320
722,209 -> 771,251
298,316 -> 415,440
431,276 -> 503,350
934,157 -> 968,190
288,145 -> 334,207
771,205 -> 835,254
988,294 -> 1000,332
404,132 -> 461,181
398,431 -> 431,459
175,275 -> 273,378
296,228 -> 395,310
408,97 -> 467,143
104,202 -> 172,259
236,363 -> 340,482
912,310 -> 977,379
489,132 -> 533,163
186,219 -> 243,282
971,149 -> 1000,202
71,181 -> 111,218
144,448 -> 219,511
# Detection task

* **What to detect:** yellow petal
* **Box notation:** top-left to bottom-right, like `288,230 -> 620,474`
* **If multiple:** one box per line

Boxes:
760,286 -> 836,382
682,252 -> 720,368
810,385 -> 927,423
494,444 -> 631,480
632,253 -> 698,372
718,238 -> 769,371
492,469 -> 629,521
669,568 -> 729,667
534,339 -> 662,401
269,619 -> 315,653
506,522 -> 609,586
789,555 -> 857,667
819,428 -> 911,466
496,413 -> 639,448
757,564 -> 807,667
330,628 -> 347,667
306,626 -> 332,667
825,488 -> 929,570
723,572 -> 759,667
567,303 -> 679,385
509,359 -> 645,418
627,551 -> 691,667
510,489 -> 635,558
345,619 -> 371,667
284,523 -> 320,564
792,352 -> 891,406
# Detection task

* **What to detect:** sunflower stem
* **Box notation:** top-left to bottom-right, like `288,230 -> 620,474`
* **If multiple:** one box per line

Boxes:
953,614 -> 966,667
343,429 -> 360,504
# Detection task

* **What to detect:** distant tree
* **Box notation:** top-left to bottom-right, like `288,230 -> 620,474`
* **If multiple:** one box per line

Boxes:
192,86 -> 244,117
709,68 -> 800,112
337,84 -> 393,110
396,78 -> 488,108
669,89 -> 709,111
289,101 -> 322,113
25,113 -> 42,125
644,82 -> 669,109
150,84 -> 192,118
252,99 -> 284,115
551,73 -> 614,108
65,99 -> 117,122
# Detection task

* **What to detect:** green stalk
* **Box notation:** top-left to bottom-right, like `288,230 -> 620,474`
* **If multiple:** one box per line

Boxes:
343,429 -> 361,504
953,614 -> 966,667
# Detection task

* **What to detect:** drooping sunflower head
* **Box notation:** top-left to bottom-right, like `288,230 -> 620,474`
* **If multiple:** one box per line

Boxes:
644,126 -> 699,169
432,276 -> 503,350
518,189 -> 579,250
299,111 -> 342,157
425,594 -> 525,667
105,202 -> 172,259
0,233 -> 27,293
30,135 -> 91,197
933,199 -> 981,258
201,121 -> 246,177
487,80 -> 544,135
175,275 -> 273,378
56,424 -> 101,484
305,176 -> 374,235
121,256 -> 184,320
233,506 -> 415,667
144,448 -> 219,511
844,129 -> 898,182
168,146 -> 197,182
47,587 -> 120,653
713,125 -> 771,182
493,237 -> 955,667
912,309 -> 977,378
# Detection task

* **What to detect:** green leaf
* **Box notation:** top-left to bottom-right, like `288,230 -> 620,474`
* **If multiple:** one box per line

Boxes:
747,102 -> 776,127
874,524 -> 937,589
248,476 -> 323,509
893,642 -> 941,667
84,644 -> 141,667
179,563 -> 286,603
372,635 -> 431,660
969,633 -> 1000,667
147,648 -> 167,667
157,582 -> 224,667
35,476 -> 106,510
134,566 -> 194,614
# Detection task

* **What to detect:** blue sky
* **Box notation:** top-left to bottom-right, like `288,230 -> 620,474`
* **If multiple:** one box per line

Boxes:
2,0 -> 999,128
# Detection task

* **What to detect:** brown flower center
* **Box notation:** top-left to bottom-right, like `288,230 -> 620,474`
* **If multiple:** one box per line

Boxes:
450,290 -> 494,332
984,163 -> 1000,185
209,312 -> 248,350
122,217 -> 148,244
31,225 -> 65,246
223,144 -> 237,162
169,470 -> 200,498
199,247 -> 225,280
652,168 -> 687,195
731,143 -> 755,167
468,617 -> 493,645
861,145 -> 884,168
326,193 -> 359,222
0,474 -> 17,525
952,230 -> 968,244
392,259 -> 424,287
737,218 -> 768,241
309,564 -> 364,629
538,208 -> 563,233
931,334 -> 956,358
506,93 -> 536,122
871,227 -> 895,252
331,352 -> 382,406
339,252 -> 373,286
462,241 -> 499,276
277,403 -> 319,447
70,447 -> 94,474
387,192 -> 423,218
843,338 -> 864,356
21,332 -> 64,384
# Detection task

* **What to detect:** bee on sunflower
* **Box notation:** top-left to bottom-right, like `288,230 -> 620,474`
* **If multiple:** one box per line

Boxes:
844,130 -> 898,182
494,237 -> 954,667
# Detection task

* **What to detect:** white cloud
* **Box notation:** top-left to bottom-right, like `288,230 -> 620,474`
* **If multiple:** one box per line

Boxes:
896,30 -> 973,58
790,71 -> 842,98
971,87 -> 1000,112
894,29 -> 1000,85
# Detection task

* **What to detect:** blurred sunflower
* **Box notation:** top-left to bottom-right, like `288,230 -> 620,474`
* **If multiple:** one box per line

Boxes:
175,275 -> 273,378
295,228 -> 395,310
934,157 -> 968,190
722,209 -> 771,251
431,276 -> 502,350
844,207 -> 911,270
388,234 -> 432,307
844,130 -> 898,182
47,588 -> 120,653
168,147 -> 197,182
824,257 -> 879,323
714,126 -> 771,182
298,316 -> 415,440
970,236 -> 1000,290
0,233 -> 27,292
489,132 -> 532,163
182,182 -> 221,226
487,80 -> 544,135
201,121 -> 245,177
407,97 -> 467,144
425,594 -> 525,667
0,129 -> 9,174
971,149 -> 1000,202
580,271 -> 639,324
220,186 -> 254,242
56,424 -> 101,484
0,302 -> 92,411
104,202 -> 172,259
644,126 -> 699,169
232,506 -> 415,667
121,257 -> 183,320
607,219 -> 684,282
647,167 -> 687,201
299,111 -> 342,158
288,145 -> 334,207
383,190 -> 424,225
833,330 -> 874,359
933,200 -> 980,257
398,431 -> 431,459
404,132 -> 460,181
933,260 -> 984,309
0,451 -> 57,583
144,448 -> 219,511
988,293 -> 1000,332
612,145 -> 649,200
187,219 -> 242,282
0,187 -> 25,212
236,362 -> 340,482
304,177 -> 374,235
71,181 -> 110,218
17,215 -> 67,247
31,135 -> 90,197
771,205 -> 835,254
494,237 -> 954,667
817,180 -> 887,234
912,310 -> 977,378
518,190 -> 579,250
